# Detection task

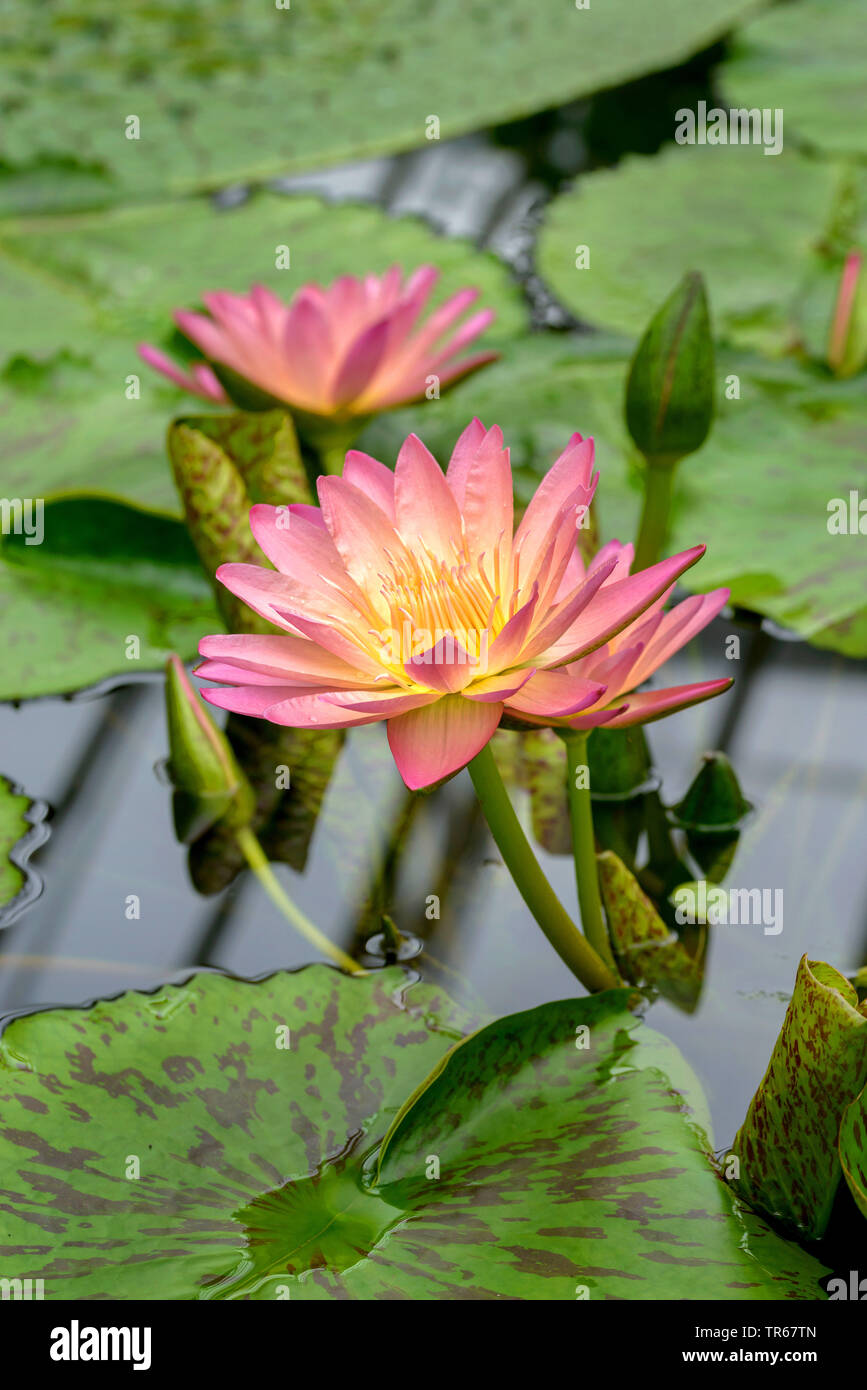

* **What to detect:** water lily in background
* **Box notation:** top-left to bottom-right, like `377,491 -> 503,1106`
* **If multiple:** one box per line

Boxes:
138,266 -> 497,423
194,420 -> 727,791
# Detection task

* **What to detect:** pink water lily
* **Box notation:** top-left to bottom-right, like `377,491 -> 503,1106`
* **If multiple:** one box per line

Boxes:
507,538 -> 731,732
138,266 -> 497,421
195,421 -> 729,789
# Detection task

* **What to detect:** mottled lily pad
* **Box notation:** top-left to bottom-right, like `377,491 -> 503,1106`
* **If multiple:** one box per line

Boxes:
0,775 -> 49,924
1,0 -> 764,213
731,956 -> 867,1240
0,970 -> 828,1299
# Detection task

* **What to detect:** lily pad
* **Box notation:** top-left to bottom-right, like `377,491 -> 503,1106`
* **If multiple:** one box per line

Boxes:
362,334 -> 867,655
0,970 -> 828,1299
722,0 -> 867,160
536,144 -> 859,353
0,193 -> 525,515
0,498 -> 219,700
0,775 -> 49,924
1,0 -> 764,213
730,956 -> 867,1240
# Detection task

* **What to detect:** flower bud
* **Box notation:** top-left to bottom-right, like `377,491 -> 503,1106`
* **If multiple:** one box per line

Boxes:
625,271 -> 714,467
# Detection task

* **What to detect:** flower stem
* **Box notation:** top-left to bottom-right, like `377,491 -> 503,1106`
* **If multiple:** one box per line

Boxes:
561,730 -> 618,974
235,826 -> 364,975
633,460 -> 677,572
468,743 -> 619,993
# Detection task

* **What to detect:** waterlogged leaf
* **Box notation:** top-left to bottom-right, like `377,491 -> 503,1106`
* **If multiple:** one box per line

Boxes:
536,145 -> 856,353
374,992 -> 827,1299
1,0 -> 764,212
363,335 -> 867,655
0,775 -> 49,923
722,0 -> 867,160
597,850 -> 704,1012
0,193 -> 526,515
0,498 -> 219,700
731,956 -> 867,1240
0,966 -> 470,1300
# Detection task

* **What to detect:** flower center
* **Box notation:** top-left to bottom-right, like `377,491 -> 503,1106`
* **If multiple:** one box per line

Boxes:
373,540 -> 513,672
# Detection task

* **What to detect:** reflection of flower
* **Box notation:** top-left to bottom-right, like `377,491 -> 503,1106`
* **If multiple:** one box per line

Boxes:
510,539 -> 731,731
196,422 -> 728,789
138,266 -> 497,420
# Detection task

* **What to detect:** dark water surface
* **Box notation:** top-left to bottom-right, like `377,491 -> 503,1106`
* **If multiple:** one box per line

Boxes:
1,618 -> 865,1151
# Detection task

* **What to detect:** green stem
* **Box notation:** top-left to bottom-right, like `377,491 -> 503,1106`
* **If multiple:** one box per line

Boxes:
319,442 -> 349,476
561,730 -> 618,974
467,744 -> 619,993
236,826 -> 364,975
633,460 -> 677,572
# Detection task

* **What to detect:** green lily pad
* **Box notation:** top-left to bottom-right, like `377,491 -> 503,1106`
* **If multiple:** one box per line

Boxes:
362,334 -> 867,655
0,970 -> 827,1300
0,193 -> 525,515
722,0 -> 867,160
0,498 -> 219,700
536,145 -> 859,353
1,0 -> 764,213
731,956 -> 867,1240
0,774 -> 49,923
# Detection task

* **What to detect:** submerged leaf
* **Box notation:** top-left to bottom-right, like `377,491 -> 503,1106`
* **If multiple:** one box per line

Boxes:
731,956 -> 867,1240
597,850 -> 704,1011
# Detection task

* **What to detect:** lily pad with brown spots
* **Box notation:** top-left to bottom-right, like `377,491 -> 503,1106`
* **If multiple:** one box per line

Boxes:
0,970 -> 828,1299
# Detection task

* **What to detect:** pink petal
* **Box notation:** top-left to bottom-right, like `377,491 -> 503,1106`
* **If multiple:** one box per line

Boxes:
197,632 -> 373,686
455,424 -> 513,584
538,546 -> 707,666
200,683 -> 317,718
387,694 -> 502,789
601,678 -> 733,728
445,418 -> 488,506
316,475 -> 407,591
394,433 -> 462,555
330,316 -> 391,408
485,583 -> 540,670
405,636 -> 477,693
628,589 -> 729,686
342,450 -> 396,520
513,435 -> 597,578
464,668 -> 536,702
505,670 -> 608,718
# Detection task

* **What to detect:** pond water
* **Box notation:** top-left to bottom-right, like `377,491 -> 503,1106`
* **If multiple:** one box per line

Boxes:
2,615 -> 865,1161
